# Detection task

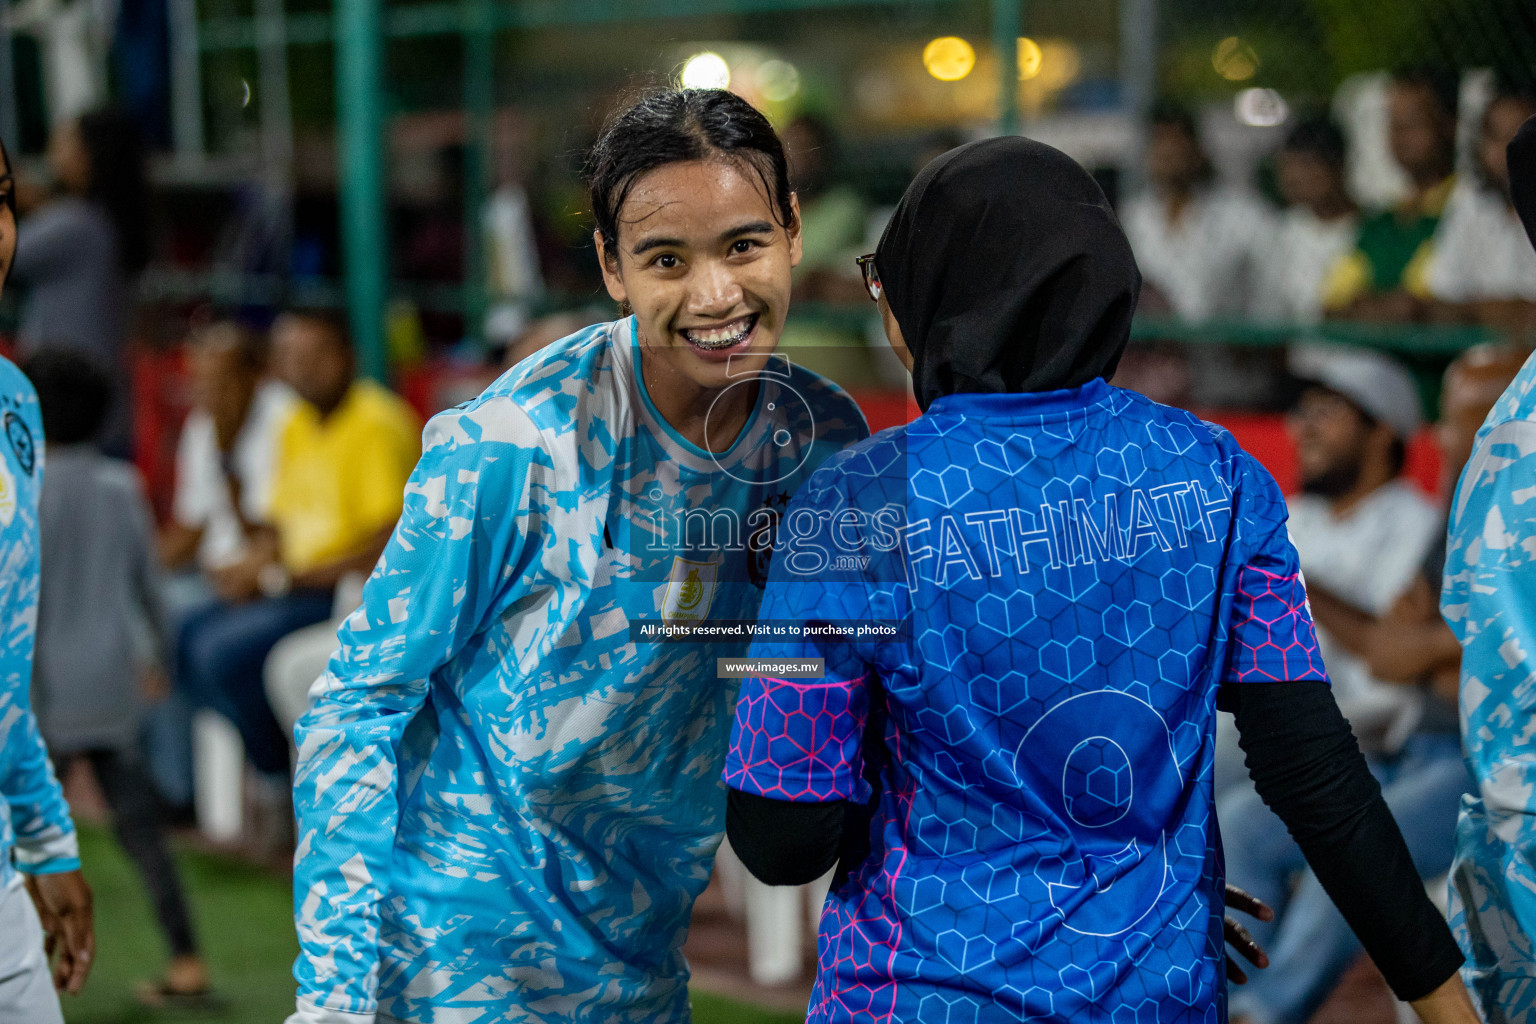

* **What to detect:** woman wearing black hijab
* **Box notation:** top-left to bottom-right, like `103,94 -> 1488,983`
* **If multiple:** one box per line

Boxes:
722,137 -> 1475,1023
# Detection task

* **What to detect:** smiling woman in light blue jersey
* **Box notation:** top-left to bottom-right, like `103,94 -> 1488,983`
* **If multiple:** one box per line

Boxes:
286,89 -> 868,1024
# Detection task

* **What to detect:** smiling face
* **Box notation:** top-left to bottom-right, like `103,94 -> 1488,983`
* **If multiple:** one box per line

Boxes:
596,157 -> 801,399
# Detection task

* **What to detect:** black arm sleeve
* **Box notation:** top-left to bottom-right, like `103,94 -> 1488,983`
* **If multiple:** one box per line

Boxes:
726,789 -> 846,886
1229,681 -> 1464,1002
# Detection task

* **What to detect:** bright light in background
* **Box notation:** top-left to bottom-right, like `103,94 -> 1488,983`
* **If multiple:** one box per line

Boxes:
1037,39 -> 1080,89
681,52 -> 731,90
1212,36 -> 1259,81
756,59 -> 801,102
1235,88 -> 1289,126
923,37 -> 976,82
1016,37 -> 1043,80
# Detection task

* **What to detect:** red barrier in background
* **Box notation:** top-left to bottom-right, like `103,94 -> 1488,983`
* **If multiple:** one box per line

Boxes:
848,390 -> 1445,502
134,346 -> 191,523
131,366 -> 1446,523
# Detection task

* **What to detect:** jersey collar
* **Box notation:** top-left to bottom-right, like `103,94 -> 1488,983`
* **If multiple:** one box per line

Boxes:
924,377 -> 1112,420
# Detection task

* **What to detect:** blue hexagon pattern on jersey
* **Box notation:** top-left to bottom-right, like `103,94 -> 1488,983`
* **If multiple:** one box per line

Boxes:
1065,736 -> 1133,828
725,379 -> 1328,1023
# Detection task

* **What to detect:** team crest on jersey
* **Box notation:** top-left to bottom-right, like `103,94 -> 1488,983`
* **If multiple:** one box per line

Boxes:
4,412 -> 33,476
0,458 -> 17,526
662,557 -> 719,621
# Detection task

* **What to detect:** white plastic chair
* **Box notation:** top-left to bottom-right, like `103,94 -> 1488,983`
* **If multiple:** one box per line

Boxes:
192,709 -> 243,842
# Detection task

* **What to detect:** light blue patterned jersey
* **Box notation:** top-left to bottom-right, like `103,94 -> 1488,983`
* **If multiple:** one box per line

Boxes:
0,355 -> 77,888
290,319 -> 868,1024
1443,349 -> 1536,1022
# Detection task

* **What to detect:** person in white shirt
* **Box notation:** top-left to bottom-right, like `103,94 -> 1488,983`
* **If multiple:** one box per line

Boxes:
1258,118 -> 1360,324
1222,345 -> 1469,1024
161,321 -> 295,580
146,320 -> 294,812
1425,81 -> 1536,329
1279,346 -> 1443,743
1121,103 -> 1275,323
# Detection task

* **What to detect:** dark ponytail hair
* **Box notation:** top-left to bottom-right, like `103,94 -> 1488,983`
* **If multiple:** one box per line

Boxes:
584,89 -> 795,263
77,108 -> 150,275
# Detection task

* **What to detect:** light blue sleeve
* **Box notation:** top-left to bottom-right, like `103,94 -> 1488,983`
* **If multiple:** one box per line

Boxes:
289,395 -> 547,1021
0,371 -> 78,877
1443,409 -> 1536,783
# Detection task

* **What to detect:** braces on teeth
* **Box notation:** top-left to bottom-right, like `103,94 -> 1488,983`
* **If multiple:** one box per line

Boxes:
686,317 -> 755,349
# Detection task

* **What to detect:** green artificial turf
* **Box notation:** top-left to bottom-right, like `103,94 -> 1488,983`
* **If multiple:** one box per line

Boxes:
56,824 -> 803,1024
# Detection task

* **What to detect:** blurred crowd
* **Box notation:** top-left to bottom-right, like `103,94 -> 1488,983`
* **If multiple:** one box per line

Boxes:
6,62 -> 1536,1016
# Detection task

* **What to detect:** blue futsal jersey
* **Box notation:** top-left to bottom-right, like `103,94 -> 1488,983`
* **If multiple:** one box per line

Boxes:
724,379 -> 1327,1023
0,357 -> 77,891
289,319 -> 867,1024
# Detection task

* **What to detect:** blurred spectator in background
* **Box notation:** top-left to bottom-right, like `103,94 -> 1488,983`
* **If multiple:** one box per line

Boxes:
1122,101 -> 1272,322
1423,79 -> 1536,330
1280,345 -> 1440,747
263,307 -> 600,738
176,310 -> 418,835
1256,117 -> 1359,324
484,123 -> 546,349
24,348 -> 214,1007
147,320 -> 295,814
1325,68 -> 1459,321
161,321 -> 295,589
1223,343 -> 1522,1024
11,108 -> 148,457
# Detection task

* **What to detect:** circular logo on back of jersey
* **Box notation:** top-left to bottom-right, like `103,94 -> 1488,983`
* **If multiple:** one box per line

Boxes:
1016,689 -> 1184,937
5,412 -> 34,476
1062,736 -> 1133,828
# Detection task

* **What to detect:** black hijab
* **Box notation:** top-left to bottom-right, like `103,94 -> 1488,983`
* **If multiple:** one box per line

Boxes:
1512,114 -> 1536,253
875,136 -> 1140,412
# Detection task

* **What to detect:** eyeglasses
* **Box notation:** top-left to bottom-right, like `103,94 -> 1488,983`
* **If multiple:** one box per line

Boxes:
855,253 -> 881,302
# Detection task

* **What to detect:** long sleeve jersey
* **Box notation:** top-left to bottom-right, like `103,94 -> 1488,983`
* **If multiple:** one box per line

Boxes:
289,319 -> 868,1024
0,356 -> 79,888
1442,345 -> 1536,1012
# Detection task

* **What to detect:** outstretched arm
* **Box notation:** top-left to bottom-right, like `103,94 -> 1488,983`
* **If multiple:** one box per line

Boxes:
1230,681 -> 1469,1017
1218,449 -> 1470,1019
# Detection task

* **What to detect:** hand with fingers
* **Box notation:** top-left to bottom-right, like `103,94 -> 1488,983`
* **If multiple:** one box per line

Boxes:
24,869 -> 96,994
1224,883 -> 1273,986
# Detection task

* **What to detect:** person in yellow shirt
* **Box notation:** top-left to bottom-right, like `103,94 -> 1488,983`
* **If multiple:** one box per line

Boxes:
176,309 -> 420,805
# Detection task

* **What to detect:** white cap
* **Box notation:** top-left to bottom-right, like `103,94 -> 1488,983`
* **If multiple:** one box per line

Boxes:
1288,344 -> 1423,439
